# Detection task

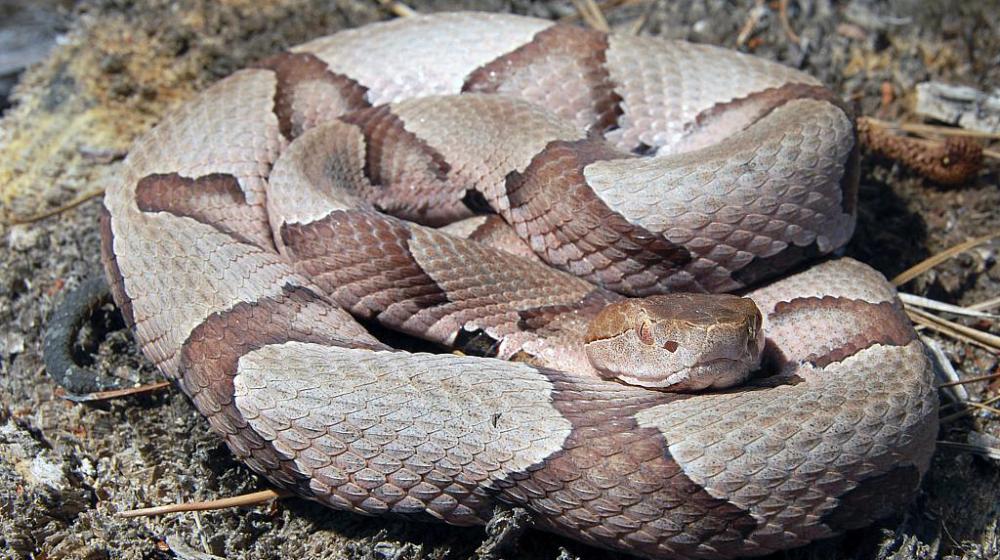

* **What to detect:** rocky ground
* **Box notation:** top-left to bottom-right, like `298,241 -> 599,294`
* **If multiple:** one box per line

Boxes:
1,1 -> 998,559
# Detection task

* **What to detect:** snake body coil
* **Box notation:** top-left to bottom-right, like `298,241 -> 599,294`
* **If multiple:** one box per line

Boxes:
99,13 -> 937,559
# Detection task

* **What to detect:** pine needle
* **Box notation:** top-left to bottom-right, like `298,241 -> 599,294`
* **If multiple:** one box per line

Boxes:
907,307 -> 1000,352
118,489 -> 289,518
937,440 -> 1000,460
938,372 -> 1000,388
969,295 -> 1000,312
940,394 -> 1000,424
777,0 -> 801,46
61,381 -> 172,403
375,0 -> 417,18
4,189 -> 105,226
861,117 -> 1000,141
892,232 -> 999,286
629,0 -> 658,35
572,0 -> 611,32
900,292 -> 1000,320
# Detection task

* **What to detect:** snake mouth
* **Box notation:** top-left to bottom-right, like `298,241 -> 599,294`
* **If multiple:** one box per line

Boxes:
611,356 -> 757,391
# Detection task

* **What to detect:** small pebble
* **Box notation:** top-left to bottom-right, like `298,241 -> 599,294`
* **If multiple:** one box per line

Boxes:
8,224 -> 40,251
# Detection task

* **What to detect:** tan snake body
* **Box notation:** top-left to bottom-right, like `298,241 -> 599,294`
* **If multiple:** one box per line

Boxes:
98,12 -> 938,559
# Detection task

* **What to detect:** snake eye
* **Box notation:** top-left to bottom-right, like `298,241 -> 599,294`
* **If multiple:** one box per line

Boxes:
637,320 -> 655,345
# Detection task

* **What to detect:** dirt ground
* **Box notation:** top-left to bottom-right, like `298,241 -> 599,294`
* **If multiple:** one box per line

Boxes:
1,1 -> 999,559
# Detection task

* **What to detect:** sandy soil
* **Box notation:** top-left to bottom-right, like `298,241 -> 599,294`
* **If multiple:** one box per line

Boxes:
1,1 -> 998,559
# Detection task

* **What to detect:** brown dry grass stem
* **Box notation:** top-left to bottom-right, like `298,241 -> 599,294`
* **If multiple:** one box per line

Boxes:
908,307 -> 1000,353
937,440 -> 1000,460
117,489 -> 290,518
970,296 -> 1000,312
938,372 -> 1000,388
892,232 -> 999,286
940,394 -> 1000,424
562,0 -> 640,25
861,117 -> 999,161
375,0 -> 417,18
736,0 -> 766,47
863,117 -> 1000,141
777,0 -> 801,46
900,293 -> 999,320
571,0 -> 611,32
4,189 -> 105,226
61,381 -> 172,403
629,0 -> 659,35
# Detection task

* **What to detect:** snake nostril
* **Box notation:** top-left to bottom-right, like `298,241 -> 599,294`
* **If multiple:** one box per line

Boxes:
663,340 -> 679,352
637,320 -> 655,345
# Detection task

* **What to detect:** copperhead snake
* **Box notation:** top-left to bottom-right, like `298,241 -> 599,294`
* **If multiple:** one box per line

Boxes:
84,12 -> 939,559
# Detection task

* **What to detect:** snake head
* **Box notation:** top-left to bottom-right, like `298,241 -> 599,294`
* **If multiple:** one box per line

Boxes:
584,293 -> 764,391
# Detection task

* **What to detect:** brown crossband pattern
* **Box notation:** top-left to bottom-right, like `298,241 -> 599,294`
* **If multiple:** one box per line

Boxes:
97,12 -> 938,560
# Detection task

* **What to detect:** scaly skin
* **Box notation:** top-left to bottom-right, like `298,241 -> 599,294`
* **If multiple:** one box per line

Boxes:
98,12 -> 936,560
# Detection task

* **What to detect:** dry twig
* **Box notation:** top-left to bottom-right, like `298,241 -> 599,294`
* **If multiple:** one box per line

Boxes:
777,0 -> 801,46
736,0 -> 767,47
60,381 -> 172,403
118,489 -> 289,518
864,118 -> 1000,141
900,293 -> 1000,320
571,0 -> 611,32
938,372 -> 1000,388
940,394 -> 1000,424
970,296 -> 1000,312
561,0 -> 635,23
375,0 -> 417,18
908,306 -> 1000,352
4,189 -> 105,226
892,232 -> 999,286
629,0 -> 659,35
937,440 -> 1000,461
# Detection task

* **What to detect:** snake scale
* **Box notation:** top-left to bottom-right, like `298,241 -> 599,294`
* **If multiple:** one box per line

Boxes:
96,12 -> 938,559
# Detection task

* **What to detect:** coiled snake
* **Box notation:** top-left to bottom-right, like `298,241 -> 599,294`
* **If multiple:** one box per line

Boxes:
60,12 -> 939,560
